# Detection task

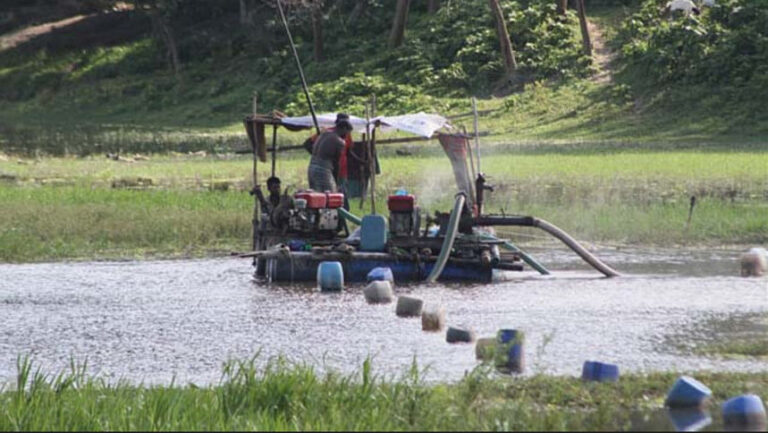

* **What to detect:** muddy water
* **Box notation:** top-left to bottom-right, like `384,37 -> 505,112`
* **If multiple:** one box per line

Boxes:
0,247 -> 765,386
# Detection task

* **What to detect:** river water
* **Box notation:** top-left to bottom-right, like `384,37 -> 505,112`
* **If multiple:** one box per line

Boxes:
0,247 -> 765,386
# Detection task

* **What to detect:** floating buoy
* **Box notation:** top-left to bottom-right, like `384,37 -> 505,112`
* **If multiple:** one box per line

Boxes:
367,267 -> 394,284
666,408 -> 712,432
475,337 -> 496,360
363,280 -> 394,304
446,326 -> 475,343
421,304 -> 446,332
317,261 -> 344,291
395,296 -> 423,317
741,248 -> 767,277
581,361 -> 619,382
722,394 -> 767,430
496,329 -> 525,373
665,376 -> 712,408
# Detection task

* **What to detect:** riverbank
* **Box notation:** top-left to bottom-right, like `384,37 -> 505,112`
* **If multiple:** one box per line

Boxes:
1,146 -> 766,263
1,357 -> 766,431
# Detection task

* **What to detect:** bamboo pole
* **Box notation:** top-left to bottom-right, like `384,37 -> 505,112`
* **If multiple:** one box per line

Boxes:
472,97 -> 481,174
276,0 -> 320,135
271,124 -> 277,178
366,100 -> 376,214
251,94 -> 259,251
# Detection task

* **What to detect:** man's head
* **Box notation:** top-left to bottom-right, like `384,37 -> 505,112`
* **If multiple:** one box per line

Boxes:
335,119 -> 353,137
266,176 -> 281,194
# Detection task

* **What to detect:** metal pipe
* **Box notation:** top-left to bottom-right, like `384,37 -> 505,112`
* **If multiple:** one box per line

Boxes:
427,193 -> 466,283
276,0 -> 320,135
475,216 -> 620,277
477,232 -> 550,275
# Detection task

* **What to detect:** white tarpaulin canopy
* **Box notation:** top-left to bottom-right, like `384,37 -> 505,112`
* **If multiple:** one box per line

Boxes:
281,112 -> 448,138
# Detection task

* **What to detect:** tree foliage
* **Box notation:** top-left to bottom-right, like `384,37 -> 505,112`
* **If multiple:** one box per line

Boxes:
615,0 -> 768,88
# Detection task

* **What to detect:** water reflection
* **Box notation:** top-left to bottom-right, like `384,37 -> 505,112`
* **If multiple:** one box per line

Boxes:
667,408 -> 712,432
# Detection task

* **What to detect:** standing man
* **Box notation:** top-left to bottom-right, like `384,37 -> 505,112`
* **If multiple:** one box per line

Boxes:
307,117 -> 353,192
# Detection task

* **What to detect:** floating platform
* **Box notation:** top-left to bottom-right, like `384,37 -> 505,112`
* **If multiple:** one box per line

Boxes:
260,251 -> 494,283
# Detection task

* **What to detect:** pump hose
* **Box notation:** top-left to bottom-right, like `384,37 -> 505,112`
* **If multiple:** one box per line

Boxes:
338,207 -> 362,226
532,218 -> 621,277
426,193 -> 466,283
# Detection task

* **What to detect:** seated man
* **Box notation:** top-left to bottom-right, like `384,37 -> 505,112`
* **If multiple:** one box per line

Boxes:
307,118 -> 353,192
252,176 -> 282,219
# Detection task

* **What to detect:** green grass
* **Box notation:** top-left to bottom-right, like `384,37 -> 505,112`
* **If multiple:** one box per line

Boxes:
0,148 -> 766,262
0,186 -> 251,262
2,356 -> 766,431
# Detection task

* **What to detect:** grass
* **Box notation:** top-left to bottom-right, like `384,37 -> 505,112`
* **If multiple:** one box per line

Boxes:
0,147 -> 766,262
1,356 -> 766,431
0,186 -> 251,262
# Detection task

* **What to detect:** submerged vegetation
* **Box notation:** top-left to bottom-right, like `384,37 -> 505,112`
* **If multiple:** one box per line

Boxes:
1,356 -> 766,431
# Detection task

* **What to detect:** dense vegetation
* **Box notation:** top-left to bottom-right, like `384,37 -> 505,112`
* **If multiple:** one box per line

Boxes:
2,356 -> 767,431
613,0 -> 768,133
0,0 -> 591,126
1,0 -> 766,150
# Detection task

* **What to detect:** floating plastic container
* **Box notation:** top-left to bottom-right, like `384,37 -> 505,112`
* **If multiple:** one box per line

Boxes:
666,408 -> 712,432
495,329 -> 525,373
360,214 -> 387,251
395,296 -> 423,317
421,304 -> 446,332
387,194 -> 416,212
446,326 -> 475,343
325,192 -> 344,208
367,267 -> 394,284
665,376 -> 712,408
581,361 -> 619,382
363,280 -> 394,304
317,261 -> 344,291
295,191 -> 327,209
722,394 -> 767,429
475,338 -> 496,361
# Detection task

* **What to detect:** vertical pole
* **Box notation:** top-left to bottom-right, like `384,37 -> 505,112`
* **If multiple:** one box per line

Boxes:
366,101 -> 376,214
276,0 -> 321,135
472,97 -> 481,174
271,124 -> 277,178
251,94 -> 259,251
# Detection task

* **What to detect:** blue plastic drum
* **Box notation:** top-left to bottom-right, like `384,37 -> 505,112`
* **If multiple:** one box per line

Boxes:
581,361 -> 620,382
665,376 -> 712,408
495,329 -> 524,373
317,261 -> 344,291
367,267 -> 394,284
722,394 -> 767,429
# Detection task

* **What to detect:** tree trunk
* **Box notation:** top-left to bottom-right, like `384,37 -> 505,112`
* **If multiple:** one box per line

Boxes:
488,0 -> 517,79
150,10 -> 181,75
556,0 -> 567,15
427,0 -> 440,13
239,0 -> 248,24
349,0 -> 366,23
312,3 -> 324,62
575,0 -> 592,56
389,0 -> 410,48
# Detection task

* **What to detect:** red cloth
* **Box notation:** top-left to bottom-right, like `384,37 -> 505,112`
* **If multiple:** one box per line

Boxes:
310,127 -> 352,180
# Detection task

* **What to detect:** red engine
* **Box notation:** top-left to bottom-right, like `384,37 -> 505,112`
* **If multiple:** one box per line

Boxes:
294,191 -> 327,209
388,194 -> 420,237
